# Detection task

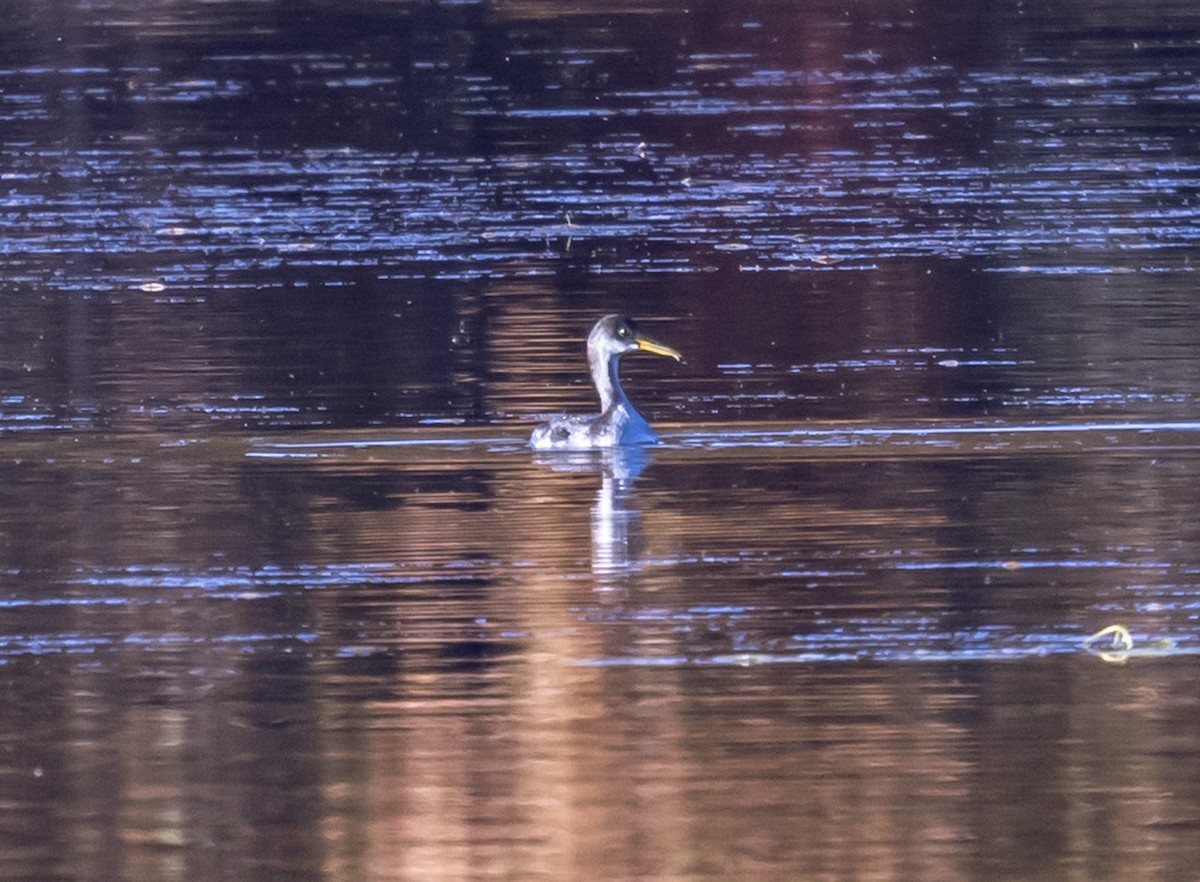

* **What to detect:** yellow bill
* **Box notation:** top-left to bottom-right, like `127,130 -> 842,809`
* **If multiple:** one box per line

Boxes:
635,335 -> 684,362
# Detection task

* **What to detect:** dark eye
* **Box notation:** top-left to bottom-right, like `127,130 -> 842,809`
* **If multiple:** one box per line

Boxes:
617,325 -> 629,338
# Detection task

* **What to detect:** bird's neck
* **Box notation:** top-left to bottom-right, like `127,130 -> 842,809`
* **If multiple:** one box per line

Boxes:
590,350 -> 627,414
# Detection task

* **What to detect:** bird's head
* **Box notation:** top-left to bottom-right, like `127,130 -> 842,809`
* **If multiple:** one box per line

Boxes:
590,314 -> 683,363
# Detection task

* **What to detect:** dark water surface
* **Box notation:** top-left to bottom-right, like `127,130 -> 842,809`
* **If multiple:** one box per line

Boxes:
4,1 -> 1200,880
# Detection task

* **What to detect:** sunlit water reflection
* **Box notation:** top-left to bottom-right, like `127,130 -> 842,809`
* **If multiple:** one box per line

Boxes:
5,0 -> 1200,879
4,425 -> 1200,880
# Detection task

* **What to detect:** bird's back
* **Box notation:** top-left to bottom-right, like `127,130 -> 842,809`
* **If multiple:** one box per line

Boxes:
530,405 -> 658,449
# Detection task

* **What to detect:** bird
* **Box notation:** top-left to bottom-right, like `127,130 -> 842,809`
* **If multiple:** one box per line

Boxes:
530,314 -> 682,450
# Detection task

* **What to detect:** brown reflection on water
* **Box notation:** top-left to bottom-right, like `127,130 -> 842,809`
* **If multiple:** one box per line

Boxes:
5,434 -> 1200,880
4,0 -> 1200,876
10,650 -> 1198,881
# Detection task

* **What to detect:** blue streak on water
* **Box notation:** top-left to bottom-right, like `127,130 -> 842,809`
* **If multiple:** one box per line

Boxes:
890,559 -> 1172,572
575,619 -> 1196,667
62,561 -> 469,591
0,562 -> 492,661
0,630 -> 320,661
669,420 -> 1200,448
237,420 -> 1200,461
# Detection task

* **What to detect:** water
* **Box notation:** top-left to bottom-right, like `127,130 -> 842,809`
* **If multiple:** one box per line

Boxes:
4,0 -> 1200,880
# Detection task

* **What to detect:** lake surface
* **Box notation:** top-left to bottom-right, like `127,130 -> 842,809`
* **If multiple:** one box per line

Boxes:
3,1 -> 1200,880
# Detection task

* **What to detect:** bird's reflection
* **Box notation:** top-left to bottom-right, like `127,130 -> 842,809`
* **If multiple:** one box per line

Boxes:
532,446 -> 653,584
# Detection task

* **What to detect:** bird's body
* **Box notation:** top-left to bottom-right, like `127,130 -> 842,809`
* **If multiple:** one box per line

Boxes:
530,314 -> 682,450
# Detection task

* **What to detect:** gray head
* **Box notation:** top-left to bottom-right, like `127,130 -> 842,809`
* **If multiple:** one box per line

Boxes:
588,314 -> 682,363
586,315 -> 682,413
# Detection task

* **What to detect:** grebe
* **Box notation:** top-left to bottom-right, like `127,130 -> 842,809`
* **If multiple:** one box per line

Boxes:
530,314 -> 682,450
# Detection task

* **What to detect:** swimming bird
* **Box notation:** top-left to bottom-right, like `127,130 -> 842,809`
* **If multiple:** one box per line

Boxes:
530,314 -> 682,450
